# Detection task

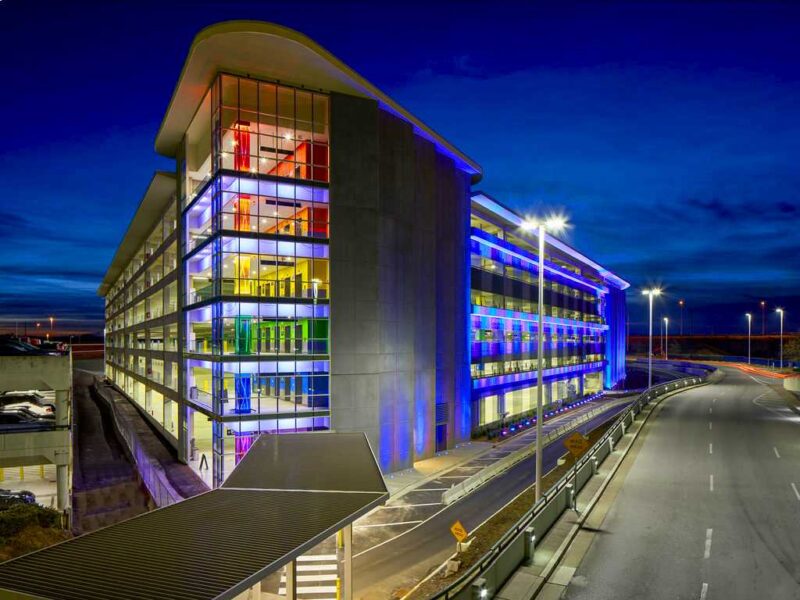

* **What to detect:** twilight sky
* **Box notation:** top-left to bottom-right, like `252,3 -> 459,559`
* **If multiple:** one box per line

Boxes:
0,1 -> 798,335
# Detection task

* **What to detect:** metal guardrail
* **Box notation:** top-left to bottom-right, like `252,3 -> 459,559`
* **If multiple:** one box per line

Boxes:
427,372 -> 714,600
442,403 -> 622,506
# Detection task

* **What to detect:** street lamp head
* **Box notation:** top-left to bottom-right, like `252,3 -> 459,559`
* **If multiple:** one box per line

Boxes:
776,308 -> 784,314
746,312 -> 752,320
544,214 -> 568,233
664,317 -> 669,324
761,300 -> 766,307
679,299 -> 684,306
521,219 -> 538,232
642,288 -> 662,297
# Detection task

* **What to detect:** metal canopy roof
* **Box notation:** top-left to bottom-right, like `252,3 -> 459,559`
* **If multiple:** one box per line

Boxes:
0,433 -> 388,600
222,432 -> 386,493
97,171 -> 176,297
154,20 -> 482,182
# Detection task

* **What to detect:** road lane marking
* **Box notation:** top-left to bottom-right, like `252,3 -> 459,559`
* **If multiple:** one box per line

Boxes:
774,447 -> 781,459
709,422 -> 712,431
380,503 -> 441,509
704,528 -> 713,559
414,488 -> 449,492
709,443 -> 713,455
792,483 -> 800,501
709,407 -> 713,414
709,474 -> 714,492
355,520 -> 423,528
700,582 -> 709,599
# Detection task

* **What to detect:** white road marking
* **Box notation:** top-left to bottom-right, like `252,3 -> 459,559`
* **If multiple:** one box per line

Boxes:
380,502 -> 441,509
355,520 -> 423,528
700,582 -> 709,599
774,447 -> 781,459
298,554 -> 337,561
709,422 -> 712,431
712,398 -> 716,404
438,475 -> 470,479
709,407 -> 713,414
792,483 -> 800,501
709,474 -> 714,492
709,443 -> 713,455
413,487 -> 449,492
704,528 -> 713,559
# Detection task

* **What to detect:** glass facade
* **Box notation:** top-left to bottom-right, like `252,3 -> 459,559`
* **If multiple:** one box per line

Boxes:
104,193 -> 181,441
469,198 -> 624,431
181,74 -> 331,487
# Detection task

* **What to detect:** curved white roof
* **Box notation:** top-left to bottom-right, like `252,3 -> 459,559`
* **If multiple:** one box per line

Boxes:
155,21 -> 482,181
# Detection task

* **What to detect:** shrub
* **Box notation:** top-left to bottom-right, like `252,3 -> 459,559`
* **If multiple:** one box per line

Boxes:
0,504 -> 61,542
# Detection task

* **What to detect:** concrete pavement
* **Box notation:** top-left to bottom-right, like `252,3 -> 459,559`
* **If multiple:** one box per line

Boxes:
560,367 -> 800,600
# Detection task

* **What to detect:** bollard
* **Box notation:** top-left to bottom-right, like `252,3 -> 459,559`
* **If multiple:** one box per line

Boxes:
335,577 -> 341,600
472,577 -> 489,599
40,464 -> 45,479
524,526 -> 536,565
592,455 -> 599,475
0,468 -> 3,482
19,466 -> 24,481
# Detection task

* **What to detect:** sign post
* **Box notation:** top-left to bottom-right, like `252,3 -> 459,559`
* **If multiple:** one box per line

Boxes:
451,520 -> 469,552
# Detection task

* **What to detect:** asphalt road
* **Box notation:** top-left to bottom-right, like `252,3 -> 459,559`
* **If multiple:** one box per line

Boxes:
354,400 -> 631,595
564,367 -> 800,600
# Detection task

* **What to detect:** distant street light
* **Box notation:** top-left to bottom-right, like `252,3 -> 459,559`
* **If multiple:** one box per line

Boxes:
678,299 -> 684,336
642,288 -> 662,389
760,300 -> 766,335
522,213 -> 568,504
663,317 -> 669,360
776,308 -> 784,369
745,313 -> 752,365
49,316 -> 54,333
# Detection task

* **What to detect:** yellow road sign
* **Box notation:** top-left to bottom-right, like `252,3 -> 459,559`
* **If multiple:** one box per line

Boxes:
564,432 -> 589,457
450,520 -> 468,543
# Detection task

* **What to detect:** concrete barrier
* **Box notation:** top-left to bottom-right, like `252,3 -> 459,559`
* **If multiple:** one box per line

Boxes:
785,377 -> 800,393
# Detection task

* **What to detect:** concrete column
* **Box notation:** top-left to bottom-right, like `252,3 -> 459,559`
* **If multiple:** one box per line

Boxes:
56,463 -> 69,511
343,524 -> 353,600
55,389 -> 69,428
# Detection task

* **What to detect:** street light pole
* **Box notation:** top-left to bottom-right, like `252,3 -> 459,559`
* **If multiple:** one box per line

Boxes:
777,308 -> 784,369
679,300 -> 684,336
761,301 -> 766,335
745,313 -> 752,364
523,215 -> 567,504
664,317 -> 669,360
642,289 -> 661,389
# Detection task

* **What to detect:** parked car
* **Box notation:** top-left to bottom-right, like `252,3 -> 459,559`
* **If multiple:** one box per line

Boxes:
0,391 -> 56,412
0,401 -> 54,419
0,337 -> 59,357
0,407 -> 53,429
0,489 -> 36,508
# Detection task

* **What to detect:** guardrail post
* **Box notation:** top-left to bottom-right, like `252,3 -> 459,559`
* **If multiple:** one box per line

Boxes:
524,526 -> 536,565
592,455 -> 599,475
472,577 -> 489,599
567,483 -> 576,511
621,421 -> 626,436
